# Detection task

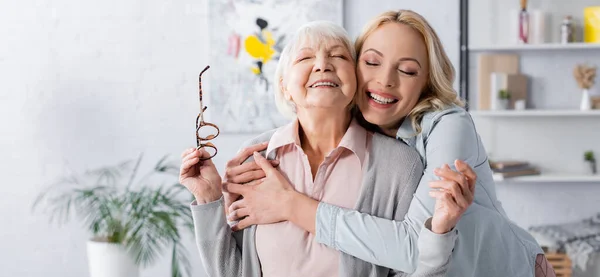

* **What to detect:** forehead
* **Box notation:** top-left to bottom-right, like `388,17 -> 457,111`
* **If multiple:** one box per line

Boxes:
362,23 -> 427,62
291,36 -> 350,53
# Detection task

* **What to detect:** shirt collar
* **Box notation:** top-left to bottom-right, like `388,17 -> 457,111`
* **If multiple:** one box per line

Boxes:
337,118 -> 368,166
266,118 -> 368,167
265,120 -> 300,158
396,117 -> 417,148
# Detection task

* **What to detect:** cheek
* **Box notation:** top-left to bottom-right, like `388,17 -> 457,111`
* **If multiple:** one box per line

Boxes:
357,65 -> 378,87
400,80 -> 425,103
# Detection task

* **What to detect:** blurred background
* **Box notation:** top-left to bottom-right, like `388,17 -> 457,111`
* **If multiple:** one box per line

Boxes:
1,0 -> 599,276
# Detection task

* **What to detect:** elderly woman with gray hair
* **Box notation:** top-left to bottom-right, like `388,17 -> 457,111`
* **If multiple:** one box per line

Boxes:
179,21 -> 475,277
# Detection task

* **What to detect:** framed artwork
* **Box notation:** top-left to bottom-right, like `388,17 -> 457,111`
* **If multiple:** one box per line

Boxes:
207,0 -> 344,133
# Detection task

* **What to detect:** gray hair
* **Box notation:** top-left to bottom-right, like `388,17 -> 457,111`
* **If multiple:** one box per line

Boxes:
273,21 -> 356,119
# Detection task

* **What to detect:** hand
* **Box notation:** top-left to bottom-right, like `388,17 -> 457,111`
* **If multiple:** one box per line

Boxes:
223,142 -> 279,214
226,152 -> 295,231
179,147 -> 223,204
428,160 -> 476,234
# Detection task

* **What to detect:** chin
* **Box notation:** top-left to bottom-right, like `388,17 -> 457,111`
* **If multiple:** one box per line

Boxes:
356,106 -> 392,127
358,108 -> 384,125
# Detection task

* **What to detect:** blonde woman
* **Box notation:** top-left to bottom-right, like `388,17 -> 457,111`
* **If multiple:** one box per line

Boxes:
181,21 -> 475,277
225,10 -> 555,277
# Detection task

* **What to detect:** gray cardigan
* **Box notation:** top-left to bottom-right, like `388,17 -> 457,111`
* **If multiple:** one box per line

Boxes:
191,128 -> 457,277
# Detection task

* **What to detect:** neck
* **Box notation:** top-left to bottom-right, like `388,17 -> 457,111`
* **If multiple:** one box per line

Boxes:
296,108 -> 351,156
379,117 -> 405,138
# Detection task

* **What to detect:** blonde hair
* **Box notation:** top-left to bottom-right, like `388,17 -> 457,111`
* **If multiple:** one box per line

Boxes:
355,10 -> 465,134
274,21 -> 356,119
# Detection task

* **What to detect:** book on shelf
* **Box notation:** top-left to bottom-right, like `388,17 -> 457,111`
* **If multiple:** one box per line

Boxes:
490,160 -> 540,180
493,168 -> 541,180
490,160 -> 529,170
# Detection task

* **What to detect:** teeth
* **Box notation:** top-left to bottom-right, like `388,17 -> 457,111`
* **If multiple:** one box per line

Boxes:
369,92 -> 396,104
311,82 -> 338,88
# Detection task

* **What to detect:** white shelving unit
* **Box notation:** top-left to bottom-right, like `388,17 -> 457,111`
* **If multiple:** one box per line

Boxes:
494,173 -> 600,183
469,42 -> 600,52
470,110 -> 600,117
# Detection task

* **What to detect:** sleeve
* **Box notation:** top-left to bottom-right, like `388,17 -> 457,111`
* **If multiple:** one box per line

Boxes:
191,197 -> 245,277
316,112 -> 479,274
315,164 -> 457,275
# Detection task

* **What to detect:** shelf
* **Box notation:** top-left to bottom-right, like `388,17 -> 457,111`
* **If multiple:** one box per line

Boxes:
494,173 -> 600,183
469,110 -> 600,117
468,42 -> 600,52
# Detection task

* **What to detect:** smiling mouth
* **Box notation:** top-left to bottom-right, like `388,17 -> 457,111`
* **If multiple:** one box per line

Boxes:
310,81 -> 340,88
367,91 -> 399,105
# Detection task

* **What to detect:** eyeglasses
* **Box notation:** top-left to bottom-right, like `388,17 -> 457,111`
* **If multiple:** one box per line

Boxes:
196,65 -> 220,160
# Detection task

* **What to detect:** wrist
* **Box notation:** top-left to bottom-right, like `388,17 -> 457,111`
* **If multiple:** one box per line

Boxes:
432,224 -> 453,234
195,189 -> 223,204
282,190 -> 300,221
428,217 -> 453,234
286,191 -> 319,234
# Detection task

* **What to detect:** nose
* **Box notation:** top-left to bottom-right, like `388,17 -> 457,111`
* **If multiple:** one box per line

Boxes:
313,55 -> 333,73
376,68 -> 396,88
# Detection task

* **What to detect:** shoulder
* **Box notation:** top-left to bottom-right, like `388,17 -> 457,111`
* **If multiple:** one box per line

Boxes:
370,133 -> 424,175
240,129 -> 279,148
419,106 -> 485,165
420,105 -> 476,142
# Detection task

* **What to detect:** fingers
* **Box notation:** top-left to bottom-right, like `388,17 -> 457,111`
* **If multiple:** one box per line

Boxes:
233,170 -> 266,184
197,148 -> 216,166
429,180 -> 468,209
225,161 -> 261,180
429,190 -> 457,208
455,160 -> 477,192
225,182 -> 250,195
228,199 -> 245,214
180,149 -> 201,177
434,165 -> 467,187
232,217 -> 254,232
433,166 -> 465,194
223,192 -> 241,213
245,178 -> 265,187
227,207 -> 250,222
227,142 -> 269,167
181,147 -> 196,158
224,160 -> 278,183
253,152 -> 276,176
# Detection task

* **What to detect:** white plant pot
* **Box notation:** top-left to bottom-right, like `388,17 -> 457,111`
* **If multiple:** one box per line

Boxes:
87,240 -> 139,277
581,89 -> 592,111
495,99 -> 510,110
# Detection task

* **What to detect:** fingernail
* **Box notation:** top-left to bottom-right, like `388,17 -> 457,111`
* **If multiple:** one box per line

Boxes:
433,168 -> 440,174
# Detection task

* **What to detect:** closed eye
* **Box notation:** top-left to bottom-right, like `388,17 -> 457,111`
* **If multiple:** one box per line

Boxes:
365,61 -> 379,66
399,69 -> 417,76
297,56 -> 311,62
332,54 -> 348,60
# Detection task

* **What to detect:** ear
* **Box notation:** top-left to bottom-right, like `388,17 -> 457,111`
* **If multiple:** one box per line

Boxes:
280,78 -> 292,101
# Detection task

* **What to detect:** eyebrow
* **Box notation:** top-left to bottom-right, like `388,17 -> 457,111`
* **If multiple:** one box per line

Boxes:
363,48 -> 422,67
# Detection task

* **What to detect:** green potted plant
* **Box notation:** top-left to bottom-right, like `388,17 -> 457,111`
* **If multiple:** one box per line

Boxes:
584,150 -> 597,174
32,154 -> 195,277
497,89 -> 511,110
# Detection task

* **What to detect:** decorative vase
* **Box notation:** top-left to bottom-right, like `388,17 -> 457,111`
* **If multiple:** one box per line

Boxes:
580,89 -> 592,110
87,240 -> 139,277
590,161 -> 598,175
